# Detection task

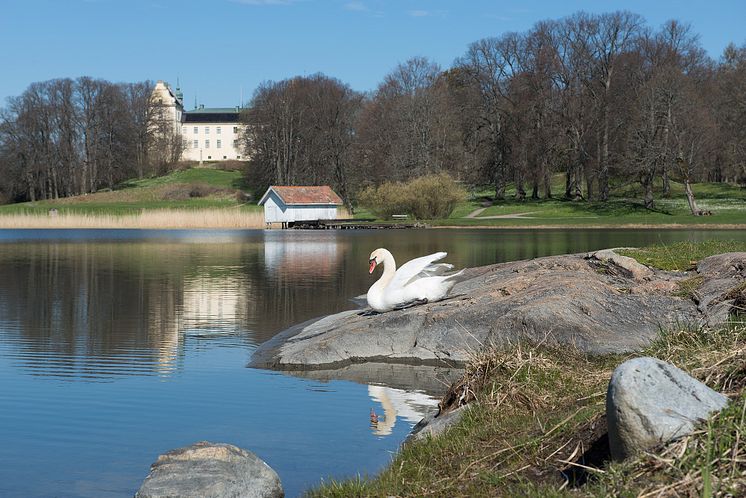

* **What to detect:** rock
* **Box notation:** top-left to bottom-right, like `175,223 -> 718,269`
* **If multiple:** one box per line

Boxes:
135,441 -> 283,498
251,252 -> 699,374
407,405 -> 471,443
606,357 -> 729,461
693,252 -> 746,326
590,249 -> 654,281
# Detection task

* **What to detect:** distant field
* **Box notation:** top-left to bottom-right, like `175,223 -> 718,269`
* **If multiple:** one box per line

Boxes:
434,177 -> 746,227
0,167 -> 265,228
2,168 -> 744,229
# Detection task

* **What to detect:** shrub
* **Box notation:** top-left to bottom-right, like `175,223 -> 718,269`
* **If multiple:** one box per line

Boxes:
358,173 -> 466,220
408,174 -> 467,219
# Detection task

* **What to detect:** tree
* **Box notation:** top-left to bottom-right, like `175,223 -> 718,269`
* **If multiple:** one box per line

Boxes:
0,77 -> 171,202
456,34 -> 522,199
240,74 -> 362,209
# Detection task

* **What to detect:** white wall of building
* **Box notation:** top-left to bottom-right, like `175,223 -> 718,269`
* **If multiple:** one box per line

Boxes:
151,81 -> 183,134
262,191 -> 338,224
180,122 -> 245,162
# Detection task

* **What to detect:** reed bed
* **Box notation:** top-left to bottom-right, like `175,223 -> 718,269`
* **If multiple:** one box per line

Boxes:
0,209 -> 266,229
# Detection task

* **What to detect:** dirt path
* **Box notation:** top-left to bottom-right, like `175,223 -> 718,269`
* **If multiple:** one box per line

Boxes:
465,208 -> 539,219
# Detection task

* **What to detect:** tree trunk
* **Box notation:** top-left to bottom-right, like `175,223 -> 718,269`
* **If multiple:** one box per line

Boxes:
565,165 -> 574,199
684,180 -> 703,216
643,175 -> 654,209
599,107 -> 610,202
662,103 -> 671,197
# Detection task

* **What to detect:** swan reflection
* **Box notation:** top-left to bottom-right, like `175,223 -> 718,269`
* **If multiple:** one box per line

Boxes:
368,385 -> 438,436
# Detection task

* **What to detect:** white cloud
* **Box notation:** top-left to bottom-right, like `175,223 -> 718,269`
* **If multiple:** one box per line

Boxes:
231,0 -> 298,5
344,1 -> 368,11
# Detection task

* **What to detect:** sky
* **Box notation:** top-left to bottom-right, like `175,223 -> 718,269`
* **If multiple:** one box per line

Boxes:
1,0 -> 745,108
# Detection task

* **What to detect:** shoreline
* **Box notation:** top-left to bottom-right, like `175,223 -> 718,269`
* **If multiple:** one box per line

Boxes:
0,219 -> 746,231
435,223 -> 746,230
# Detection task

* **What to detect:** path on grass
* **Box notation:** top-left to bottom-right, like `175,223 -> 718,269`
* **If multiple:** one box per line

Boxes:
465,207 -> 539,219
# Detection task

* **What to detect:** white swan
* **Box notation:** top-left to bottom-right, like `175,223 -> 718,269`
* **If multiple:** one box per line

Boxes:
366,248 -> 463,312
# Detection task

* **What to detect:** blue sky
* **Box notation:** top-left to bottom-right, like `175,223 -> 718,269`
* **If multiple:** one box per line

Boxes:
1,0 -> 745,108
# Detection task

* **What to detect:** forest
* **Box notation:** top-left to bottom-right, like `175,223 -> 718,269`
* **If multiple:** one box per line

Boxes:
1,11 -> 745,214
240,11 -> 746,214
0,78 -> 180,203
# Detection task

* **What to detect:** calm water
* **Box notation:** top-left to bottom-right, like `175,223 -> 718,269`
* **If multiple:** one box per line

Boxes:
1,228 -> 745,497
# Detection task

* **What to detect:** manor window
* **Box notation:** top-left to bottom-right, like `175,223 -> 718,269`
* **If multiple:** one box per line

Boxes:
205,126 -> 210,134
216,127 -> 221,134
193,140 -> 198,148
205,140 -> 210,148
217,140 -> 222,149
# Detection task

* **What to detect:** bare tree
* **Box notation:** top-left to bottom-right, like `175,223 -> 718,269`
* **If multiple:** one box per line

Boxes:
240,74 -> 362,208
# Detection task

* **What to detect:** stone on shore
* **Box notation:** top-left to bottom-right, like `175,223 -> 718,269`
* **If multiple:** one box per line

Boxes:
590,248 -> 654,281
606,357 -> 729,461
135,441 -> 284,498
693,252 -> 746,325
407,405 -> 471,443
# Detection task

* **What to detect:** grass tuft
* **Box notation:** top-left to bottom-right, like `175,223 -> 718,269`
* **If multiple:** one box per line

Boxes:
618,240 -> 746,271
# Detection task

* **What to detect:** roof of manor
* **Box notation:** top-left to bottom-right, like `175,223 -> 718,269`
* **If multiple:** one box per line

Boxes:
258,186 -> 343,206
183,107 -> 241,123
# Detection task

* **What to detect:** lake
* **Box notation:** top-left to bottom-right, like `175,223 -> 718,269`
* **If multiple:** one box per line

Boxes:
0,228 -> 745,497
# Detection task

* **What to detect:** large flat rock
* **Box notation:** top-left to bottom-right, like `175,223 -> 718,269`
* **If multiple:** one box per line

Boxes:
251,251 -> 734,374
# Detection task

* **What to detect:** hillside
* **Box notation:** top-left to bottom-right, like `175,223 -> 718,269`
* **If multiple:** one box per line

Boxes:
0,166 -> 267,229
0,166 -> 259,216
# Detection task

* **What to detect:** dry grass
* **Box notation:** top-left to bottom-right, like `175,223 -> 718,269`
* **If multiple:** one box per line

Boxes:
309,325 -> 746,497
0,209 -> 266,229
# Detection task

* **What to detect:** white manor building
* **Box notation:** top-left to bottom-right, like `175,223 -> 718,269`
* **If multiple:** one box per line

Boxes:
151,81 -> 246,163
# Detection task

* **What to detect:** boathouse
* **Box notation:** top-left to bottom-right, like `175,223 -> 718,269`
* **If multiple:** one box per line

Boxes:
258,186 -> 343,227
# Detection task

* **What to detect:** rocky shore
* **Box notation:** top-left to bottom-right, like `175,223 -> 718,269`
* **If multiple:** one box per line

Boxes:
139,250 -> 746,497
250,250 -> 745,381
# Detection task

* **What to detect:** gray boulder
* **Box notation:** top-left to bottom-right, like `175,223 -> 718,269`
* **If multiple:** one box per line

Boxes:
135,441 -> 283,498
590,249 -> 654,281
407,405 -> 471,443
606,357 -> 729,461
693,252 -> 746,326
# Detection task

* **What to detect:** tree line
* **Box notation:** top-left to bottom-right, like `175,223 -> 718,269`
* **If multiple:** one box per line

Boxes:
0,78 -> 179,203
240,11 -> 746,213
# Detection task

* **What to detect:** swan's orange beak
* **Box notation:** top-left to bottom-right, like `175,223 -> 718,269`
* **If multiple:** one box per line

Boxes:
369,259 -> 377,274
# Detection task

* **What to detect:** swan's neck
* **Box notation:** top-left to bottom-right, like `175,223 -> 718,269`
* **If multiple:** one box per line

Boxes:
375,251 -> 396,289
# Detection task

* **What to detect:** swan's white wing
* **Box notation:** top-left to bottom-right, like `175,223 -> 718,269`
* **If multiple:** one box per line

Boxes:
390,252 -> 448,289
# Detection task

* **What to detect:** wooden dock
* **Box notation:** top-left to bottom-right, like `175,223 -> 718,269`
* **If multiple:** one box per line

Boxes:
287,218 -> 422,229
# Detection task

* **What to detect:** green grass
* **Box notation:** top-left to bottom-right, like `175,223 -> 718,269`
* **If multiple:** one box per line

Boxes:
118,167 -> 244,190
390,176 -> 746,227
0,167 -> 263,216
618,240 -> 746,271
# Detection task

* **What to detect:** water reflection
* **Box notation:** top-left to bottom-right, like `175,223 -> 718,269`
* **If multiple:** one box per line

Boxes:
1,229 -> 745,497
368,385 -> 437,437
264,231 -> 343,282
1,229 -> 745,382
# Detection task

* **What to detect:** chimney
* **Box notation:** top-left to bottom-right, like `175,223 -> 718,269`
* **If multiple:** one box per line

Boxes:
200,104 -> 204,109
